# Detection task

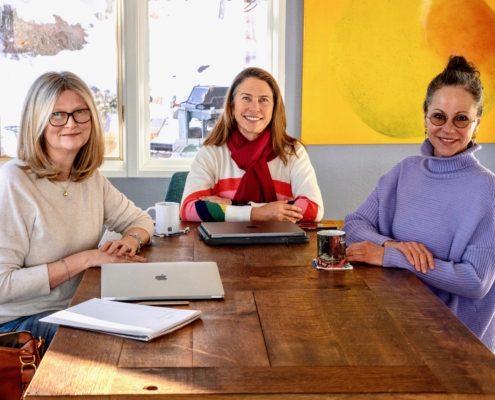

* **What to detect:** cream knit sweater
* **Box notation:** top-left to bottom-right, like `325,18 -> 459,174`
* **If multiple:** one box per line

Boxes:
0,159 -> 154,324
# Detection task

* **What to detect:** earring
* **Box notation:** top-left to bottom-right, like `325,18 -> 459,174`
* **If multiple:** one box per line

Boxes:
424,128 -> 428,140
472,133 -> 477,143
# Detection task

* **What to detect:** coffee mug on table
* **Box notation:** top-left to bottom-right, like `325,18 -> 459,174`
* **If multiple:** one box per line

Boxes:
317,230 -> 346,269
146,202 -> 180,235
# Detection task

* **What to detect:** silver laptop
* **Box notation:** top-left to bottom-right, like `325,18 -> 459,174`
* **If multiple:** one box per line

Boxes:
101,262 -> 224,301
198,221 -> 309,245
202,221 -> 306,237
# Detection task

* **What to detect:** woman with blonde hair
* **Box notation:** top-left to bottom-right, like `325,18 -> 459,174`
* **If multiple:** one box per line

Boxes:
0,71 -> 154,347
181,67 -> 323,222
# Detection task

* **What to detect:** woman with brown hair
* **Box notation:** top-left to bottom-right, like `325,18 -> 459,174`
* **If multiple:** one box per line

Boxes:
181,67 -> 323,222
343,56 -> 495,352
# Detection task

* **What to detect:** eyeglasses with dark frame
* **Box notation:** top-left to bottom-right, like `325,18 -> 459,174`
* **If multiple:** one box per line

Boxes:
49,109 -> 92,127
426,113 -> 476,129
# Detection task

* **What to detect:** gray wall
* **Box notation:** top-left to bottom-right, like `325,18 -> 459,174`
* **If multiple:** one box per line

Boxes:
111,1 -> 495,219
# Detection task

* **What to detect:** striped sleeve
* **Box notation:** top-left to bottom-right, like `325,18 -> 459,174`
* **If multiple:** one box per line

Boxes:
180,146 -> 251,222
182,197 -> 227,222
285,144 -> 324,222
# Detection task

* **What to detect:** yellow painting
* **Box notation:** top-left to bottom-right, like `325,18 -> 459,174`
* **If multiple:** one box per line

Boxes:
301,0 -> 495,145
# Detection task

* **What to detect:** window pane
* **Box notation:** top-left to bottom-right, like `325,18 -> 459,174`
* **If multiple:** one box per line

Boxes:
148,0 -> 268,160
0,0 -> 119,159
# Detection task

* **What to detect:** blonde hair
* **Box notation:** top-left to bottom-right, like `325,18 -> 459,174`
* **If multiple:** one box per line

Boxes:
204,67 -> 302,164
17,71 -> 105,182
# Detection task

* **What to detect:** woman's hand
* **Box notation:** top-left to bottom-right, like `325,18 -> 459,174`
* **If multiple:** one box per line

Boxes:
251,201 -> 303,222
346,241 -> 385,266
346,240 -> 435,273
383,240 -> 435,274
200,196 -> 304,222
92,248 -> 147,265
101,228 -> 150,257
48,249 -> 147,290
100,236 -> 141,257
200,195 -> 232,205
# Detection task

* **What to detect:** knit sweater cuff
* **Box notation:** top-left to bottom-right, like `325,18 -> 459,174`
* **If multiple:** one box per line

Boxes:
382,247 -> 413,271
225,205 -> 252,221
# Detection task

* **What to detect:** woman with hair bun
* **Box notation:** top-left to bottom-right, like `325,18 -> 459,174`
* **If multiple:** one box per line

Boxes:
343,55 -> 495,352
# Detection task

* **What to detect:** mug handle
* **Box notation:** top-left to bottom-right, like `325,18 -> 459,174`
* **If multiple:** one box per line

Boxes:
146,206 -> 155,214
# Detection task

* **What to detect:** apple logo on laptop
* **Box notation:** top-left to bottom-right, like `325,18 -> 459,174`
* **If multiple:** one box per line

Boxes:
155,274 -> 167,281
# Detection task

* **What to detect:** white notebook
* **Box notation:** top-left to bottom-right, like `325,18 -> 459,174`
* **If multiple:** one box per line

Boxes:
40,298 -> 202,341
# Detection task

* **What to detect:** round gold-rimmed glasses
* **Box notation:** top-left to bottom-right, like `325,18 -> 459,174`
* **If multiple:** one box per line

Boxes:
426,113 -> 476,129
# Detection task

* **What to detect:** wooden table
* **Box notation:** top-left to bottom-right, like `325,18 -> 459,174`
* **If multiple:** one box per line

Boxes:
26,222 -> 495,399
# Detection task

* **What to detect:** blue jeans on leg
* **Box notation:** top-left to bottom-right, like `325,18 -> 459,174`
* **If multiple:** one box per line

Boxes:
0,311 -> 59,349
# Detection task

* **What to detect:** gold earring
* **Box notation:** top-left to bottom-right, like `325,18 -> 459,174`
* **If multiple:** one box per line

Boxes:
472,133 -> 477,143
424,128 -> 428,139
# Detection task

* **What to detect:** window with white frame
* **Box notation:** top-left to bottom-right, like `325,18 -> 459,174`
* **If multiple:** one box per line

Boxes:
0,0 -> 119,160
0,0 -> 285,177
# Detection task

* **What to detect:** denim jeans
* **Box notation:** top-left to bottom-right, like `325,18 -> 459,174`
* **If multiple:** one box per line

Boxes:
0,311 -> 59,349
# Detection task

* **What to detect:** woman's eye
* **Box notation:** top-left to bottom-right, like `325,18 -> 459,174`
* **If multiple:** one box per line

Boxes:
433,113 -> 446,120
457,115 -> 469,121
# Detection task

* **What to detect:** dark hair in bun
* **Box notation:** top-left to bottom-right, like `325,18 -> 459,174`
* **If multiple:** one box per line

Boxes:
423,55 -> 484,116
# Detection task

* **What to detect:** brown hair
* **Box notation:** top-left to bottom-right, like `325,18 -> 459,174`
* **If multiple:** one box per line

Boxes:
204,67 -> 302,164
17,71 -> 105,182
423,55 -> 484,116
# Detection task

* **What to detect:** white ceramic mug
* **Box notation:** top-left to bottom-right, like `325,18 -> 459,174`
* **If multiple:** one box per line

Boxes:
146,202 -> 180,235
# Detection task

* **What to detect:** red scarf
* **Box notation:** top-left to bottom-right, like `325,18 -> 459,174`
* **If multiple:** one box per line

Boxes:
227,128 -> 277,204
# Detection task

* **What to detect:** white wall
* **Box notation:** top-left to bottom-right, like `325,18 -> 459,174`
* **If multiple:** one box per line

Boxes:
110,0 -> 495,220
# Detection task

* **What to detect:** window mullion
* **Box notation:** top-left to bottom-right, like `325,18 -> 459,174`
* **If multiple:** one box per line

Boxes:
268,0 -> 286,99
121,0 -> 150,177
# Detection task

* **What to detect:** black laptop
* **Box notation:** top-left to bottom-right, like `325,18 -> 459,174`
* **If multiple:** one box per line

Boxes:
198,221 -> 309,245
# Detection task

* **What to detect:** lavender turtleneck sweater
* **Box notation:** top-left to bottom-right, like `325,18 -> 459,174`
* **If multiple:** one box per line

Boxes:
343,140 -> 495,352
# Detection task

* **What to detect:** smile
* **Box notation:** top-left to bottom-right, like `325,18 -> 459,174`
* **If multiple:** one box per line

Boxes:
60,133 -> 80,136
244,116 -> 261,121
438,137 -> 457,143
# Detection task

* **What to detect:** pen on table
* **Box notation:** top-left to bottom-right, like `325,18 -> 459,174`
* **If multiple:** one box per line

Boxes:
137,300 -> 190,306
154,227 -> 190,238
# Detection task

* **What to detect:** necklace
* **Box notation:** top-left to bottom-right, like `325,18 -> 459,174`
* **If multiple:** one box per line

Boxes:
58,174 -> 72,197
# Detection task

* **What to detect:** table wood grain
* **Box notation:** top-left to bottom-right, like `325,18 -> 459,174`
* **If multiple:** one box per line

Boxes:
25,221 -> 495,399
